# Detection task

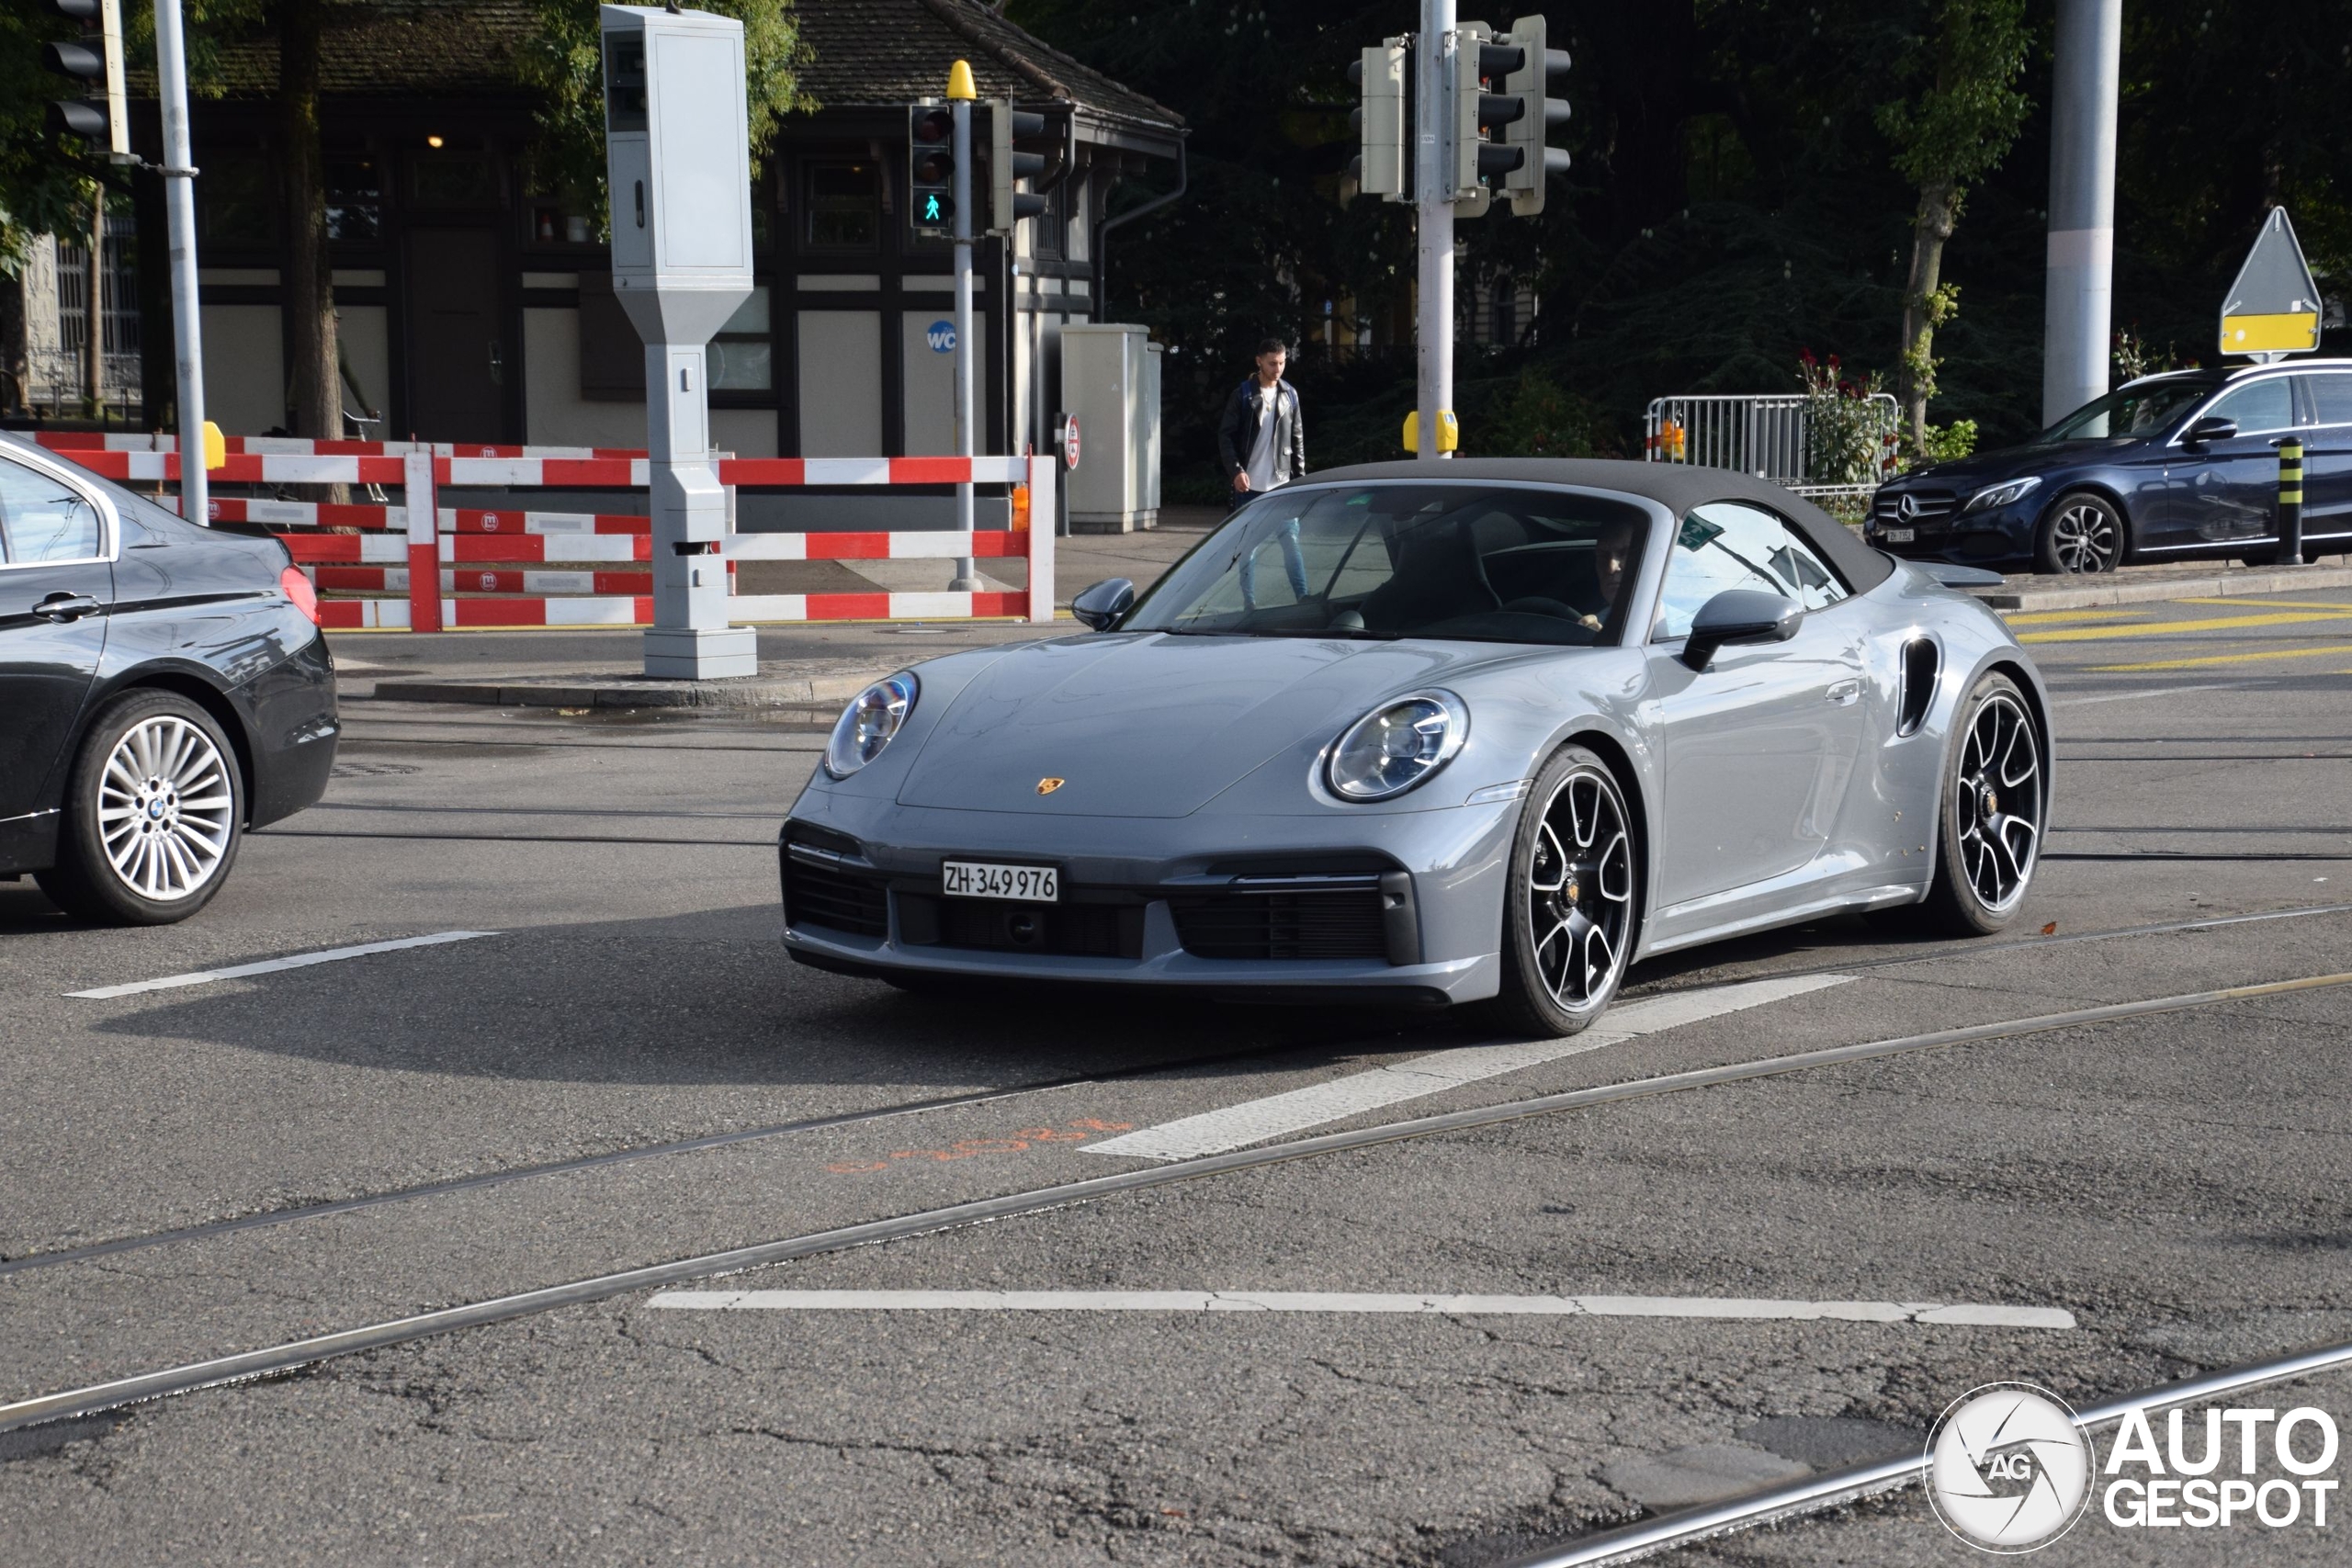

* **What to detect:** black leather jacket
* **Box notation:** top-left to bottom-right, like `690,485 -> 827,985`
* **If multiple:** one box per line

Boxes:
1216,377 -> 1306,486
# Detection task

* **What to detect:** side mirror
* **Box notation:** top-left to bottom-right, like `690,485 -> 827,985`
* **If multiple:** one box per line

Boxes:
2183,415 -> 2238,448
1682,589 -> 1804,671
1070,577 -> 1136,631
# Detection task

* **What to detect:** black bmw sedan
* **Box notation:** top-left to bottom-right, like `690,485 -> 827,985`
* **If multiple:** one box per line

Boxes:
1,433 -> 337,923
1867,359 -> 2352,573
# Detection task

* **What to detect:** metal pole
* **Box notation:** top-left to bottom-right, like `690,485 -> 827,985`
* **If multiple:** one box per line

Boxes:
1414,0 -> 1454,461
2276,437 -> 2305,568
2041,0 -> 2120,428
949,95 -> 979,590
152,0 -> 206,525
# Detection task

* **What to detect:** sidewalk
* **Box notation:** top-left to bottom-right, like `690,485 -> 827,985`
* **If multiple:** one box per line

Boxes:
351,508 -> 1221,712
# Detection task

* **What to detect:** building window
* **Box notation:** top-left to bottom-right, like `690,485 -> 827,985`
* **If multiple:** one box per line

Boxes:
803,162 -> 877,252
326,158 -> 380,243
411,147 -> 499,209
200,152 -> 278,247
707,287 -> 773,392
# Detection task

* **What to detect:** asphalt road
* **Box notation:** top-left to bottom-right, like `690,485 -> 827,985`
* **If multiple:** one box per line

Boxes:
4,582 -> 2351,1566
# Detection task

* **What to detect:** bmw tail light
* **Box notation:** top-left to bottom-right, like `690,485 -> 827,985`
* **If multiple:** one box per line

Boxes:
279,565 -> 321,626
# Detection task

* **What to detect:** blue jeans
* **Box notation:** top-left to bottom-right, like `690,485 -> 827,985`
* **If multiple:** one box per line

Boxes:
1238,516 -> 1310,604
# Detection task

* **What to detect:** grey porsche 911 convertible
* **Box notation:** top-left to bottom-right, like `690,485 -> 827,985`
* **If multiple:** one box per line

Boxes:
780,458 -> 2050,1037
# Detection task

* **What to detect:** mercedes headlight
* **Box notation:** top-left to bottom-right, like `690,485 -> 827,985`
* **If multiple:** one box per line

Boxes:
824,672 -> 918,779
1327,691 -> 1469,802
1962,476 -> 2041,513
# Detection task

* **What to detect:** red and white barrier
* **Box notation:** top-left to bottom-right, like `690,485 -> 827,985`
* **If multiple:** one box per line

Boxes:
43,434 -> 1056,631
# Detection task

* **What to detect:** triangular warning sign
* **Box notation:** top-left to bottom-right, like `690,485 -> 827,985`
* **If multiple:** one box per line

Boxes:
2220,208 -> 2322,359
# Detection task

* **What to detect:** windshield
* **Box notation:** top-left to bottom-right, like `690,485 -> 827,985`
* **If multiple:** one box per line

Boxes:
1122,484 -> 1652,646
2035,378 -> 2211,443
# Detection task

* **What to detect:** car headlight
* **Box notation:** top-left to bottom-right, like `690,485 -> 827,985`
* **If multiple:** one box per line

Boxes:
824,672 -> 918,779
1327,690 -> 1469,802
1962,476 -> 2041,513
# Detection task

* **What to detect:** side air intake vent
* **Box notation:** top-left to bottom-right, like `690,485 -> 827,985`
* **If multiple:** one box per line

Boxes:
1897,637 -> 1939,737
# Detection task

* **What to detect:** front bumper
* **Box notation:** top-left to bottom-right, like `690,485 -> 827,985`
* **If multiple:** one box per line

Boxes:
778,791 -> 1518,1006
1865,499 -> 2038,564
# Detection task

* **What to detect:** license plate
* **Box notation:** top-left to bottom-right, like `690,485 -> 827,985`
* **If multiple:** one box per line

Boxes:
1881,527 -> 1916,543
942,860 -> 1059,902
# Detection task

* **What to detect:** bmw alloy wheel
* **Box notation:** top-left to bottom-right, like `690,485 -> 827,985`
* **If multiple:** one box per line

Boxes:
96,714 -> 236,903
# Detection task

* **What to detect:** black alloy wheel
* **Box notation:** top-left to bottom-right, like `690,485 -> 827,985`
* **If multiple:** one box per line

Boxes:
1918,671 -> 2044,935
1486,744 -> 1638,1037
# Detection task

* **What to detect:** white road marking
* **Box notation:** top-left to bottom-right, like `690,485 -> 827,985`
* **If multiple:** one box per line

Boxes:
647,1289 -> 2073,1328
1081,973 -> 1852,1162
2055,682 -> 2242,708
65,931 -> 501,999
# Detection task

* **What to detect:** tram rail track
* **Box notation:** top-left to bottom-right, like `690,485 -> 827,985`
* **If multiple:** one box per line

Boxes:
6,967 -> 2349,1438
18,903 -> 2351,1280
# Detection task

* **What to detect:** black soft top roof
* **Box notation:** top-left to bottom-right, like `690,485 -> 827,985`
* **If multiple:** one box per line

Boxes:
1302,457 -> 1893,592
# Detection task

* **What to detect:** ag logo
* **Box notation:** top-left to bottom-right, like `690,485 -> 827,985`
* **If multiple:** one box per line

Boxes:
1927,1382 -> 2094,1552
1035,777 -> 1065,795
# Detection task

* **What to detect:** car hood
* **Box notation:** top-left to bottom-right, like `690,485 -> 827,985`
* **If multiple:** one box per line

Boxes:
896,632 -> 1520,817
1896,441 -> 2135,492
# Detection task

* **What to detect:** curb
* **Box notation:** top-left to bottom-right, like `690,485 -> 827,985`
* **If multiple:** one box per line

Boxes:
368,670 -> 887,711
1976,561 -> 2352,612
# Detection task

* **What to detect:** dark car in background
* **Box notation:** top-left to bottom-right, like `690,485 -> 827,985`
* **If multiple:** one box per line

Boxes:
0,434 -> 338,923
1867,359 -> 2352,573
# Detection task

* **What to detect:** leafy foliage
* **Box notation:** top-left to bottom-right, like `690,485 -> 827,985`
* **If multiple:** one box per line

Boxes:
514,0 -> 815,220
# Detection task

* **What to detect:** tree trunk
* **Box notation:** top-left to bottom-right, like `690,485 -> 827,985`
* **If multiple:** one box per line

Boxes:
1898,180 -> 1957,458
81,195 -> 104,418
0,269 -> 24,418
278,0 -> 338,444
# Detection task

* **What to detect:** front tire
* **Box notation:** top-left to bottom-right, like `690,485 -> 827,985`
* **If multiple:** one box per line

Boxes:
1918,672 -> 2043,936
2034,491 -> 2127,574
1483,746 -> 1639,1037
36,690 -> 244,925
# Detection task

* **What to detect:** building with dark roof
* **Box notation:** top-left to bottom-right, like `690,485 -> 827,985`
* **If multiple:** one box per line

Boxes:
104,0 -> 1181,487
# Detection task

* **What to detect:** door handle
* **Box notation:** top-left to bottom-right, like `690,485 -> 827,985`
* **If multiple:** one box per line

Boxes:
488,341 -> 504,386
31,592 -> 101,623
1826,678 -> 1862,706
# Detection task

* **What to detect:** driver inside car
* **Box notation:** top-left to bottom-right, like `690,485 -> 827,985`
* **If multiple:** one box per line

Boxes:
1573,520 -> 1636,632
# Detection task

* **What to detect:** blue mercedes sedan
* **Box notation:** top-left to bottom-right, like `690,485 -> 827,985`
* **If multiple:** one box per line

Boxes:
1867,359 -> 2352,573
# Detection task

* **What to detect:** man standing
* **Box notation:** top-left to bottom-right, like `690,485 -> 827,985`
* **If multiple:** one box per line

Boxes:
1217,337 -> 1306,510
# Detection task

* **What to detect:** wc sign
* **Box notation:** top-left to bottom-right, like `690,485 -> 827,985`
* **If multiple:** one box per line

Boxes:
926,320 -> 956,354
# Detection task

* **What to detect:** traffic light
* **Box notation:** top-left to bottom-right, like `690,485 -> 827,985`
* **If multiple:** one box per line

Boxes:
1451,22 -> 1524,217
988,101 -> 1058,233
908,102 -> 955,235
42,0 -> 130,161
1449,18 -> 1570,217
1345,39 -> 1409,201
1496,15 -> 1570,217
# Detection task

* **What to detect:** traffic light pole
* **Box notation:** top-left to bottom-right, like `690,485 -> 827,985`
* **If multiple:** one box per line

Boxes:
153,0 -> 206,525
948,87 -> 979,591
1414,0 -> 1454,462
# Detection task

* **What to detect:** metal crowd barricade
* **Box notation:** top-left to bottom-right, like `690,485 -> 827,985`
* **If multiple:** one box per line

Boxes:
1642,392 -> 1900,513
31,434 -> 1054,631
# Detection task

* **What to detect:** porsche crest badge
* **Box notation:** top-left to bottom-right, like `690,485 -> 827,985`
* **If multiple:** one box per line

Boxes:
1035,777 -> 1066,795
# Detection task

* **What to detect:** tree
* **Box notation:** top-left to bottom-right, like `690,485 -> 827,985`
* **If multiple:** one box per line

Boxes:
514,0 -> 814,221
1874,0 -> 2030,457
276,0 -> 334,442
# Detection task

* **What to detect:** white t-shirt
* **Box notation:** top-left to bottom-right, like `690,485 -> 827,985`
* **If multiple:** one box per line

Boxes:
1244,382 -> 1283,490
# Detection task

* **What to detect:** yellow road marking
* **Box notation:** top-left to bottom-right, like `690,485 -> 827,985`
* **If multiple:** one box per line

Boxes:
2089,642 -> 2352,672
2174,597 -> 2352,613
2003,608 -> 2143,626
2018,608 -> 2352,644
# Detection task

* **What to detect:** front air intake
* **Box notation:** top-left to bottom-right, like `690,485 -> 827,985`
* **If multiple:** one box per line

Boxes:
1897,637 -> 1939,737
